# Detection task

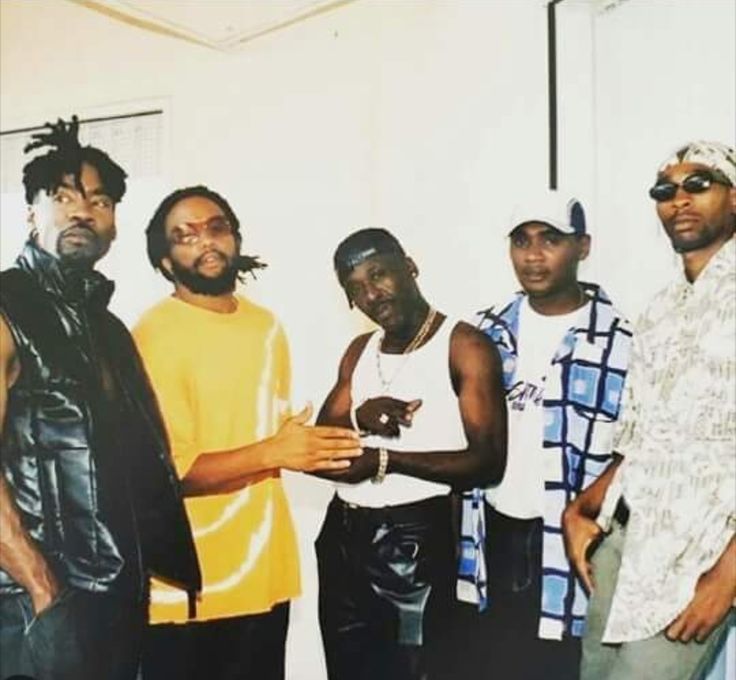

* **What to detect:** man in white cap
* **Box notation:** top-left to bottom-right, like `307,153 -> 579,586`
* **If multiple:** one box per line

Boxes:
564,141 -> 736,679
457,194 -> 632,679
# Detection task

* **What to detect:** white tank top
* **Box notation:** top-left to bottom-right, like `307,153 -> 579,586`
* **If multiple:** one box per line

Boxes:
336,316 -> 467,507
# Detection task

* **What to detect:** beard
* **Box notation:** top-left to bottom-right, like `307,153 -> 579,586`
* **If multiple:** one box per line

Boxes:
55,225 -> 108,269
665,214 -> 736,254
667,224 -> 726,254
170,253 -> 239,296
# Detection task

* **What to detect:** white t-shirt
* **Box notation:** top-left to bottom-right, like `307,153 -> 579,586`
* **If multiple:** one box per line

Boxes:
486,298 -> 585,518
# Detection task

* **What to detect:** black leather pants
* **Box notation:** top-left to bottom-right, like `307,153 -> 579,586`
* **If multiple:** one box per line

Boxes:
316,494 -> 455,680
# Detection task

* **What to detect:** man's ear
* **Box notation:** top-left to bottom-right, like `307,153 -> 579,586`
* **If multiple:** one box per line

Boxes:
729,187 -> 736,216
578,235 -> 592,261
406,256 -> 419,278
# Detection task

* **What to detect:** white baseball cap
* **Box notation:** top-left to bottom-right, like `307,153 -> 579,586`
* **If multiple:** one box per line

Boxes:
508,192 -> 586,236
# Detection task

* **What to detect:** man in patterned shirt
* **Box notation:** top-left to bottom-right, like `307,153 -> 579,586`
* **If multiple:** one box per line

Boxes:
457,193 -> 632,679
564,141 -> 736,680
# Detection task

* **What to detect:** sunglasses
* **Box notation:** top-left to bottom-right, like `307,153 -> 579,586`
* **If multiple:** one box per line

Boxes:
648,171 -> 729,202
169,216 -> 233,246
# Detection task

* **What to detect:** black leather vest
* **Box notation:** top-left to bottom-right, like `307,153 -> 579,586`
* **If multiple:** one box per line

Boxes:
0,242 -> 201,610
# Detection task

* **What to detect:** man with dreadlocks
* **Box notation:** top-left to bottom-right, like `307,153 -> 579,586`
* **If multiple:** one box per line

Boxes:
133,186 -> 361,680
0,116 -> 200,680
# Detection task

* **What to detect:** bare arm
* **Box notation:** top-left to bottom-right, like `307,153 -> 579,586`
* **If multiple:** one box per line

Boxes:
181,403 -> 362,496
317,333 -> 372,430
562,455 -> 623,592
311,334 -> 371,480
0,314 -> 61,613
666,534 -> 736,643
321,323 -> 507,489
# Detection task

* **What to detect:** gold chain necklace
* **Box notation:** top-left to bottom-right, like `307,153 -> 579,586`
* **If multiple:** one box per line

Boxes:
376,307 -> 437,393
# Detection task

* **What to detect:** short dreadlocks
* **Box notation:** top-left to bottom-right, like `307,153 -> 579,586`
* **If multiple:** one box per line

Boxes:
22,115 -> 127,205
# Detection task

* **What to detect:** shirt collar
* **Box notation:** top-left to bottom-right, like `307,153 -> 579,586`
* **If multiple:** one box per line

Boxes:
675,236 -> 735,291
15,238 -> 115,310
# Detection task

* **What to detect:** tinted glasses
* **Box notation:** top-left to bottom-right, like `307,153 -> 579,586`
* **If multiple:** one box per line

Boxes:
169,216 -> 233,246
648,171 -> 729,202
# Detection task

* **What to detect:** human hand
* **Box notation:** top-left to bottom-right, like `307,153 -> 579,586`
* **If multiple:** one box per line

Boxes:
356,397 -> 422,438
28,569 -> 62,616
562,502 -> 603,594
321,447 -> 380,484
273,403 -> 362,472
665,558 -> 736,643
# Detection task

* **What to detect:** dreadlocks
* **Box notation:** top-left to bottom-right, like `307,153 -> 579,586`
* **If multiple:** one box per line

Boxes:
145,185 -> 267,283
22,115 -> 127,205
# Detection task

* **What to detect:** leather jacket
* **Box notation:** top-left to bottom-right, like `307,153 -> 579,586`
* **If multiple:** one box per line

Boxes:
0,241 -> 201,613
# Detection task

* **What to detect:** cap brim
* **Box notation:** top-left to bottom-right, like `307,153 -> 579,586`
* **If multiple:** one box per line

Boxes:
508,219 -> 576,236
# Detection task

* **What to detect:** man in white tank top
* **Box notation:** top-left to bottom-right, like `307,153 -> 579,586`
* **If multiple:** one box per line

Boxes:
457,194 -> 632,680
314,228 -> 507,680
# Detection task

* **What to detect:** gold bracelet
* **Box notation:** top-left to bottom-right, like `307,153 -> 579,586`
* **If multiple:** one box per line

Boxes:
371,447 -> 388,484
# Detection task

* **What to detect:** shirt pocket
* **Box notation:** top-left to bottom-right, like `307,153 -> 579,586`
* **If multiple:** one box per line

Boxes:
566,342 -> 624,421
32,377 -> 88,453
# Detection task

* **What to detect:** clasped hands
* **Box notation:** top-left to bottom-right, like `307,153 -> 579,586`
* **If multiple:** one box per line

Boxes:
312,397 -> 422,483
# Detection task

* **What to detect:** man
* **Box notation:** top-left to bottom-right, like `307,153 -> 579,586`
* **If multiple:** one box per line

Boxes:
134,185 -> 361,680
315,227 -> 507,680
0,116 -> 200,680
457,194 -> 632,679
563,141 -> 736,680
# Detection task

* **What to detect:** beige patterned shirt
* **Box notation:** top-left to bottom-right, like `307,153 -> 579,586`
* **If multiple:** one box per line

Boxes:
598,237 -> 736,643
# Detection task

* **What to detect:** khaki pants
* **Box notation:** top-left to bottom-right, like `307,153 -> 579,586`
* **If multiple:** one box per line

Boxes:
582,521 -> 732,680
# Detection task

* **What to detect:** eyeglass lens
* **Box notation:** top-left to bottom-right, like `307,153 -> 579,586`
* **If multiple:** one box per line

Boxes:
649,172 -> 714,202
171,217 -> 232,244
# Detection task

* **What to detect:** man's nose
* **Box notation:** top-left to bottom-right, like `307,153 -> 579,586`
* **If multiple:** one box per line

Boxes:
523,241 -> 545,261
671,184 -> 693,207
197,227 -> 218,248
68,197 -> 94,221
363,282 -> 381,302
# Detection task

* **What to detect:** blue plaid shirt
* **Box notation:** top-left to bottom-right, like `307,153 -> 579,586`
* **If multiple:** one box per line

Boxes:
459,283 -> 632,640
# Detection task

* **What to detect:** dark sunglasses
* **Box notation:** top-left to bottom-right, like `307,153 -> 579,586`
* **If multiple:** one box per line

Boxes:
648,171 -> 729,202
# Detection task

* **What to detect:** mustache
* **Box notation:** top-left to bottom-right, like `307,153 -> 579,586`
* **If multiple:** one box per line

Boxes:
62,220 -> 97,237
368,298 -> 394,315
181,251 -> 267,281
194,249 -> 228,267
193,252 -> 268,279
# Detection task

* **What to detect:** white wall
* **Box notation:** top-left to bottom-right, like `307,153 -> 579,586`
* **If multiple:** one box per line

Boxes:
1,1 -> 734,678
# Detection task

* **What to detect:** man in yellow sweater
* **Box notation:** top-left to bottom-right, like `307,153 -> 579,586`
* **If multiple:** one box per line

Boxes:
133,185 -> 362,680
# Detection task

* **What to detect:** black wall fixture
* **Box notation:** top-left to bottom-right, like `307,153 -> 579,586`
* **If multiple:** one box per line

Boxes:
0,110 -> 163,137
548,0 -> 565,190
